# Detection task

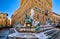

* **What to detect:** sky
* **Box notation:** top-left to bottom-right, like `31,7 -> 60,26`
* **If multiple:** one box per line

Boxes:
0,0 -> 20,19
52,0 -> 60,15
0,0 -> 60,19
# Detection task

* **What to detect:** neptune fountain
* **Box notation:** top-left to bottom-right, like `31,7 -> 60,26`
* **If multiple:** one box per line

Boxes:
16,8 -> 41,32
8,9 -> 53,39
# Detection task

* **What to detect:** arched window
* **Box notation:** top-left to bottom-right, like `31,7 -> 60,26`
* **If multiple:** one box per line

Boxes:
38,0 -> 40,1
33,7 -> 41,13
45,9 -> 49,16
37,14 -> 39,19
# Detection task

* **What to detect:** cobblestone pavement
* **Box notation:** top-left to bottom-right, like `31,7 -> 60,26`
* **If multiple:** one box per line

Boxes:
51,29 -> 60,39
0,29 -> 9,39
44,28 -> 60,39
0,28 -> 60,39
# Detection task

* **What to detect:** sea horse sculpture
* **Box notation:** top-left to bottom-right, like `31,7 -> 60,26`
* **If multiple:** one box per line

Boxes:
35,21 -> 41,31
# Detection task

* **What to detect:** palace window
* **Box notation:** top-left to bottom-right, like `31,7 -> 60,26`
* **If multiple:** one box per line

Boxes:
42,10 -> 44,14
35,1 -> 37,3
45,9 -> 49,16
34,7 -> 41,13
0,16 -> 1,19
43,16 -> 44,20
38,0 -> 40,1
3,17 -> 5,19
34,7 -> 38,11
37,14 -> 39,19
39,9 -> 41,13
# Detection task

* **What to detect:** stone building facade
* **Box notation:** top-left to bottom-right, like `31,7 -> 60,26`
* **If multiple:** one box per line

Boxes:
11,0 -> 53,26
0,13 -> 8,26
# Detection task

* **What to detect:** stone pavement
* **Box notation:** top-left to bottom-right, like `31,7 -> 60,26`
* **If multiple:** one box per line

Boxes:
0,29 -> 9,39
0,28 -> 60,39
